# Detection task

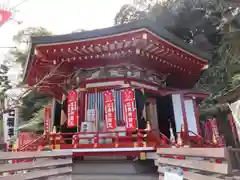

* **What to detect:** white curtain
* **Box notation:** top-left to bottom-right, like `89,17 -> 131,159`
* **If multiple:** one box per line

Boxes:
229,99 -> 240,139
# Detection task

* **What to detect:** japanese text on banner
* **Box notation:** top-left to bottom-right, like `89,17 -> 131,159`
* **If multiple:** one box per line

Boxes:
122,88 -> 137,129
44,107 -> 51,133
104,91 -> 117,130
67,90 -> 78,128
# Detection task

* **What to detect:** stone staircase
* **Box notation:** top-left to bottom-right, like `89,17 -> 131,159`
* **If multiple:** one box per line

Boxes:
72,156 -> 158,180
72,174 -> 158,180
18,135 -> 159,179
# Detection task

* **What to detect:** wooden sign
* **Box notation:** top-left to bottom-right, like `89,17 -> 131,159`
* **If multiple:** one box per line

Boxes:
103,90 -> 117,130
67,90 -> 78,128
122,88 -> 137,130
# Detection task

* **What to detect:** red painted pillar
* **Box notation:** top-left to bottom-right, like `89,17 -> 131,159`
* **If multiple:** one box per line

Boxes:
192,97 -> 202,136
179,94 -> 189,144
78,85 -> 86,132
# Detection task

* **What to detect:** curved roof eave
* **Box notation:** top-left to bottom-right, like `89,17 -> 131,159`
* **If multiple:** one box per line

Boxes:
23,19 -> 211,82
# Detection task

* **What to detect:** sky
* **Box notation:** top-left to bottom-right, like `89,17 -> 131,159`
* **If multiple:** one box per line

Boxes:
0,0 -> 133,84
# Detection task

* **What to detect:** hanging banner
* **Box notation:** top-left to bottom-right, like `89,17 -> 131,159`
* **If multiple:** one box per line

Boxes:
67,90 -> 78,128
103,90 -> 117,130
0,10 -> 12,25
44,107 -> 51,133
122,88 -> 137,130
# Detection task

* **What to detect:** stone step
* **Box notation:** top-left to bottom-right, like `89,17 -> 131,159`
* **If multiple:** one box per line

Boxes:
73,159 -> 157,175
72,174 -> 158,180
82,156 -> 128,161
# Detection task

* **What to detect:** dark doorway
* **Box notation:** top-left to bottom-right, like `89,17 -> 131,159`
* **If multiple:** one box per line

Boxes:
156,95 -> 176,139
53,100 -> 61,131
144,93 -> 176,140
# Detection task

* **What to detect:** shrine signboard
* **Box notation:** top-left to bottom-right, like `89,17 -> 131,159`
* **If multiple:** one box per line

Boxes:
122,88 -> 137,130
103,90 -> 117,130
6,109 -> 15,152
44,107 -> 51,133
67,90 -> 78,128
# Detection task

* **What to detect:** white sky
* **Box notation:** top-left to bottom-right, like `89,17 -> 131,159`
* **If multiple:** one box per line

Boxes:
0,0 -> 133,83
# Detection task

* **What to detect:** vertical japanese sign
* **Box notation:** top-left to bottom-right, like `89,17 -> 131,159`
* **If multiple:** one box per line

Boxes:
3,97 -> 18,152
44,107 -> 51,133
6,109 -> 15,151
122,88 -> 137,130
67,90 -> 78,128
103,90 -> 117,130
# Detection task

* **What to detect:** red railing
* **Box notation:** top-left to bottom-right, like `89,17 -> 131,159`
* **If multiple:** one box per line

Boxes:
46,129 -> 159,150
17,128 -> 220,154
14,134 -> 49,164
188,130 -> 224,147
19,134 -> 48,152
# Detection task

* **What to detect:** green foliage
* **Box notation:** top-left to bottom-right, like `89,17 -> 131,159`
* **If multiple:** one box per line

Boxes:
115,0 -> 240,107
19,90 -> 50,122
0,62 -> 12,117
11,27 -> 52,69
8,27 -> 52,128
18,102 -> 51,132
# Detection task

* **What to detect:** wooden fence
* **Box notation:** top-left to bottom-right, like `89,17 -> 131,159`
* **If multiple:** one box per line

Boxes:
155,147 -> 240,180
0,151 -> 73,180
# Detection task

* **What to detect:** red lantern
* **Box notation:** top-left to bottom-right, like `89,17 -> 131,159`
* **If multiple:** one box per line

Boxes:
0,10 -> 12,25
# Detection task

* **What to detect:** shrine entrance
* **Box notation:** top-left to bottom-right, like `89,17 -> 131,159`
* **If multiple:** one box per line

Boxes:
145,93 -> 175,140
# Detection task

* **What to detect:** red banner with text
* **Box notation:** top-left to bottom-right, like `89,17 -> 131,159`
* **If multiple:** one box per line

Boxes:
44,107 -> 51,133
67,90 -> 78,128
122,88 -> 137,130
103,90 -> 117,130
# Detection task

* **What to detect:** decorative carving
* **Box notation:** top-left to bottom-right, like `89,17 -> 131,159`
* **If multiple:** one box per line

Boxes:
69,65 -> 169,87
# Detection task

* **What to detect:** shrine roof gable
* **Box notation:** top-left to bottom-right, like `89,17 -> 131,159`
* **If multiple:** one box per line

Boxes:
31,20 -> 211,60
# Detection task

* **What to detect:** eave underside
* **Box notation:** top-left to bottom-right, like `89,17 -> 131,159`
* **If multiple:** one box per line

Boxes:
24,25 -> 209,98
